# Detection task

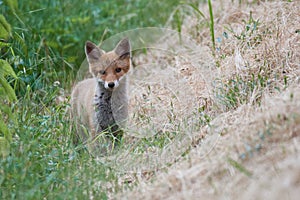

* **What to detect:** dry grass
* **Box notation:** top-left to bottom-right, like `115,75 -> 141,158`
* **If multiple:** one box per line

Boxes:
107,1 -> 300,199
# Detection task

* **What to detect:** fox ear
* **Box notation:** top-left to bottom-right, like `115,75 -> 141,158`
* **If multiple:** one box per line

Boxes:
114,38 -> 131,59
85,41 -> 103,63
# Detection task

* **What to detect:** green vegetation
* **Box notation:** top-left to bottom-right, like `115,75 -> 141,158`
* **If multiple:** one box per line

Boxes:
0,59 -> 17,158
0,0 -> 180,198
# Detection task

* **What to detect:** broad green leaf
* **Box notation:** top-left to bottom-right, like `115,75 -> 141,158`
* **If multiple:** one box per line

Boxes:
0,76 -> 17,101
0,41 -> 10,48
0,15 -> 11,40
0,60 -> 16,158
0,59 -> 17,78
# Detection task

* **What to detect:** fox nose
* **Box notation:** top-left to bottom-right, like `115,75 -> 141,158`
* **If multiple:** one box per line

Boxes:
108,82 -> 115,88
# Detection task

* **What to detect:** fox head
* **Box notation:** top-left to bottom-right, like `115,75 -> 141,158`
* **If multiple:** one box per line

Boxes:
85,38 -> 131,90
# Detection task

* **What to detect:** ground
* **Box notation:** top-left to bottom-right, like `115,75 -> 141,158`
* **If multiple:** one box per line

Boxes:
112,1 -> 300,199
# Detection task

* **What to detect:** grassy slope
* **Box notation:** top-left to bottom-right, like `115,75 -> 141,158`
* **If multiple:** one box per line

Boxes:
1,0 -> 299,199
118,1 -> 300,199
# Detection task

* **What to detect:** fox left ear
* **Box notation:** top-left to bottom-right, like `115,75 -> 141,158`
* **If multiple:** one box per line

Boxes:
114,38 -> 131,59
85,41 -> 103,63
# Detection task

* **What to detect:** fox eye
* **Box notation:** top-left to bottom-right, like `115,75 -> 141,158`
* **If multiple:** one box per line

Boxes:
99,70 -> 106,75
115,68 -> 122,73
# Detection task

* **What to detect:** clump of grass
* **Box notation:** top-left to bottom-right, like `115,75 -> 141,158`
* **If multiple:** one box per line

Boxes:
0,84 -> 110,199
213,9 -> 295,111
214,72 -> 268,110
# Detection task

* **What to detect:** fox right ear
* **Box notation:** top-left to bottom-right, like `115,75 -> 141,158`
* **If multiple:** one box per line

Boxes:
114,38 -> 131,59
85,41 -> 103,63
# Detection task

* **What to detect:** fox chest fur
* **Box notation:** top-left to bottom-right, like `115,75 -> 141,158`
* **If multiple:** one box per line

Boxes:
70,38 -> 131,147
71,77 -> 128,140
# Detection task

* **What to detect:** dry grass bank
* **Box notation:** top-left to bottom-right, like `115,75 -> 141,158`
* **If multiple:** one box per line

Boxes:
112,1 -> 299,199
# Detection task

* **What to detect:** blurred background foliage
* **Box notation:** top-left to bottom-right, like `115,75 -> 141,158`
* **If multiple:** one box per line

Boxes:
1,0 -> 180,93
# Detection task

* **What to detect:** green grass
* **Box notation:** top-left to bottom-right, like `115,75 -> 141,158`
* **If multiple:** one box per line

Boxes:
0,83 -> 114,199
207,0 -> 215,53
0,0 -> 181,198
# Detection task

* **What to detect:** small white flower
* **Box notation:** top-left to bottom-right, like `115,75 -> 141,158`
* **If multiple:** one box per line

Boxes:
53,81 -> 60,87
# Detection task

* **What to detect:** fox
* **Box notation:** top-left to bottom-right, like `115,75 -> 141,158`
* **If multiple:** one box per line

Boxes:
70,38 -> 131,153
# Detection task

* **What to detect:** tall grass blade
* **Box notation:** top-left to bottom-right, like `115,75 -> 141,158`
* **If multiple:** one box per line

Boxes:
208,0 -> 215,54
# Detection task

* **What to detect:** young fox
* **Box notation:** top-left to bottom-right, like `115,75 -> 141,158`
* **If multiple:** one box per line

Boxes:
71,38 -> 131,152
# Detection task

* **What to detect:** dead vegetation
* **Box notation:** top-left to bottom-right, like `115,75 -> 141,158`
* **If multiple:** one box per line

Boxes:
108,1 -> 300,199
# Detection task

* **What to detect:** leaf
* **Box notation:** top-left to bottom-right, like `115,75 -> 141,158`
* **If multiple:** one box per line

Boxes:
0,41 -> 10,48
0,59 -> 17,78
0,59 -> 17,101
0,76 -> 17,102
0,59 -> 16,158
0,59 -> 17,102
0,14 -> 11,40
